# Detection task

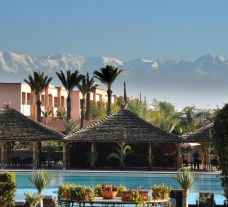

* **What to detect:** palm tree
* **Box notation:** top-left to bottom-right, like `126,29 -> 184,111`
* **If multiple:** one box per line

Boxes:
107,143 -> 133,169
63,120 -> 79,135
56,70 -> 82,121
24,72 -> 52,122
85,73 -> 98,120
24,192 -> 43,207
78,75 -> 87,128
28,171 -> 53,207
41,110 -> 52,125
94,65 -> 122,115
174,168 -> 196,207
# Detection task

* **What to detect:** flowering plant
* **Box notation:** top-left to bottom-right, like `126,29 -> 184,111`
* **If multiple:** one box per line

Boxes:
101,183 -> 117,192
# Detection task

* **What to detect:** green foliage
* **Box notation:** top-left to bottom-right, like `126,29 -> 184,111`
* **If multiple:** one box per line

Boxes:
107,144 -> 133,168
130,190 -> 149,207
93,65 -> 123,89
56,70 -> 82,95
28,171 -> 53,194
64,120 -> 79,134
24,192 -> 43,207
199,192 -> 215,207
212,104 -> 228,199
174,168 -> 196,190
94,65 -> 123,115
85,73 -> 98,120
127,99 -> 148,120
24,71 -> 52,96
56,70 -> 83,120
41,110 -> 52,124
56,109 -> 67,120
94,184 -> 102,197
42,141 -> 62,152
116,185 -> 127,196
24,71 -> 52,122
150,100 -> 180,133
58,184 -> 94,202
151,184 -> 172,199
90,101 -> 107,119
0,172 -> 16,207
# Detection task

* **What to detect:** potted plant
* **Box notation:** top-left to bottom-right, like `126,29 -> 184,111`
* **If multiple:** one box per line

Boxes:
174,168 -> 196,207
101,183 -> 118,199
28,171 -> 53,207
117,185 -> 127,197
24,192 -> 43,207
94,184 -> 102,197
59,184 -> 70,199
152,184 -> 171,199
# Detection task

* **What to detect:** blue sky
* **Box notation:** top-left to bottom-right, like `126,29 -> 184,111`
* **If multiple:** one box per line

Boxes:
0,0 -> 228,60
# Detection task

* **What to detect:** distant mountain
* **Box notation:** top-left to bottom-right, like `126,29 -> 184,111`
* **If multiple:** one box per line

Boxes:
1,51 -> 228,108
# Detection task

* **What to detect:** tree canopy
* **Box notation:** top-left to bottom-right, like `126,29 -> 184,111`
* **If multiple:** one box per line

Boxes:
212,104 -> 228,199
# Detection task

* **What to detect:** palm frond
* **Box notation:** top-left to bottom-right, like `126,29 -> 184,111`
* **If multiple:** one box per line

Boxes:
28,171 -> 53,194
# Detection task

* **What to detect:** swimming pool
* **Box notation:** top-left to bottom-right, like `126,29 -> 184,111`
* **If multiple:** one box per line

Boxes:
13,171 -> 225,205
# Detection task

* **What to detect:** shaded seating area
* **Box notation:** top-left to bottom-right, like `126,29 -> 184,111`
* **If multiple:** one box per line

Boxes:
0,106 -> 64,169
181,123 -> 215,171
64,109 -> 182,170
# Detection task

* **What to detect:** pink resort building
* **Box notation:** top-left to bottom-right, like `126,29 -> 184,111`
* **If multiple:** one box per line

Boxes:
0,83 -> 117,126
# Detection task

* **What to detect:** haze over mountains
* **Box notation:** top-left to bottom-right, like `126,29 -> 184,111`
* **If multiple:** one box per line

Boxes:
1,51 -> 228,109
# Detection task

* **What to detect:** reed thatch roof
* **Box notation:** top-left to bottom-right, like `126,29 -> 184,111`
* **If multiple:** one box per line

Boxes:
181,123 -> 213,143
65,109 -> 181,143
0,106 -> 64,141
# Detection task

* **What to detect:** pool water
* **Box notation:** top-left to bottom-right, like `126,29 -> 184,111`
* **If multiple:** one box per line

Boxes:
15,171 -> 225,205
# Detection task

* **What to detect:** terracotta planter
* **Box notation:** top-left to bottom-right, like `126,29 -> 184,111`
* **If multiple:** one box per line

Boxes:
61,190 -> 68,199
101,191 -> 118,199
121,191 -> 132,201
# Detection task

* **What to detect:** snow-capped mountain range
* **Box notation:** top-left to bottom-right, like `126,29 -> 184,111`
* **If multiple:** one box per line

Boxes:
1,51 -> 228,108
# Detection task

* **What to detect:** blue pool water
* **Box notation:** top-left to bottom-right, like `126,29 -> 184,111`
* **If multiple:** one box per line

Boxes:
14,171 -> 225,205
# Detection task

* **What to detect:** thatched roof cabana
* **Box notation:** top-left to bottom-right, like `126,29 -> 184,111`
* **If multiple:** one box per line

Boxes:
181,123 -> 213,143
65,109 -> 181,143
0,106 -> 64,141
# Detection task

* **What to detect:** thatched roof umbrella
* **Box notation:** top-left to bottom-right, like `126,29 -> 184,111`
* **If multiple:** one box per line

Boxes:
181,123 -> 213,143
181,123 -> 213,170
64,109 -> 181,143
0,106 -> 64,141
0,106 -> 64,168
65,109 -> 181,169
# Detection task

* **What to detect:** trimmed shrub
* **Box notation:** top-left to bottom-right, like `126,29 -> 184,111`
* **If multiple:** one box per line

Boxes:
0,172 -> 16,207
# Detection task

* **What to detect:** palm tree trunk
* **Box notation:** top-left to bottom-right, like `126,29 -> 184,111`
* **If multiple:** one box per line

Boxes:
80,98 -> 85,128
67,94 -> 71,121
182,189 -> 188,207
36,98 -> 42,123
85,92 -> 90,120
107,88 -> 112,116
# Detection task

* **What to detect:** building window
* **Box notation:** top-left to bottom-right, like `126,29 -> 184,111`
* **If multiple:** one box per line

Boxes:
22,92 -> 26,105
54,97 -> 58,107
27,93 -> 31,105
61,96 -> 65,108
41,95 -> 45,106
48,94 -> 52,107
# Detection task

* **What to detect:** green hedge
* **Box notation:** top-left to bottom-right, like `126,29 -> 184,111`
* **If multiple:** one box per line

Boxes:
0,172 -> 16,207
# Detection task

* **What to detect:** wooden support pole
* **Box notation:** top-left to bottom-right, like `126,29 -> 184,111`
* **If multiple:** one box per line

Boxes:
177,143 -> 182,169
120,142 -> 124,170
33,142 -> 37,169
63,142 -> 67,169
1,141 -> 4,169
90,142 -> 96,170
148,143 -> 152,170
